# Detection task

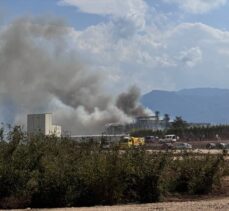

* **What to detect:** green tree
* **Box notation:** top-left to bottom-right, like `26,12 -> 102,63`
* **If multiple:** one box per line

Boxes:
155,111 -> 160,130
171,116 -> 188,129
163,114 -> 170,129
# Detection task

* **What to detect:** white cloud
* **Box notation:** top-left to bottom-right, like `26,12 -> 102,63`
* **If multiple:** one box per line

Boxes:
163,0 -> 227,14
59,0 -> 148,29
59,0 -> 229,92
178,47 -> 202,67
218,48 -> 229,55
69,19 -> 229,92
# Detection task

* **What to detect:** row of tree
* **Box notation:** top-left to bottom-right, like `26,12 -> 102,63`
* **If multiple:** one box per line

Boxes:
132,115 -> 229,141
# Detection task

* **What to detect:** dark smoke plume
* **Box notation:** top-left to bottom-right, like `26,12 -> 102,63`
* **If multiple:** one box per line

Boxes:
116,86 -> 147,117
0,17 -> 151,134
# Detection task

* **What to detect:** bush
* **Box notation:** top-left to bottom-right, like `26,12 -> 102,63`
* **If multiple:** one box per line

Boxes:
169,153 -> 224,195
0,126 -> 226,208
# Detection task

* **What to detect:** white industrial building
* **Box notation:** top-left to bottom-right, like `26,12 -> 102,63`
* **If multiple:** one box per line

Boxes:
27,113 -> 61,137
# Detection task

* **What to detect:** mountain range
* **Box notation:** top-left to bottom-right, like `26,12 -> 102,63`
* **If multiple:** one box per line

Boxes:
141,88 -> 229,124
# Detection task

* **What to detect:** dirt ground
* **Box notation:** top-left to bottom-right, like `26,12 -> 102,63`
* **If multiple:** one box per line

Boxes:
6,198 -> 229,211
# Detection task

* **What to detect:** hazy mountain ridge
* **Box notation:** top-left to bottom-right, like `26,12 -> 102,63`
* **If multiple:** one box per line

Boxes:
141,88 -> 229,124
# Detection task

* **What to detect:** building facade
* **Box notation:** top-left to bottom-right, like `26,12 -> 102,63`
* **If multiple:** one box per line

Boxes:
27,113 -> 61,137
105,115 -> 168,135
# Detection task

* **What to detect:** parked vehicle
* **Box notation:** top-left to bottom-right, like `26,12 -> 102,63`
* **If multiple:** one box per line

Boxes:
174,143 -> 192,149
119,136 -> 145,149
216,143 -> 227,149
206,143 -> 216,149
145,136 -> 158,144
159,134 -> 177,143
101,141 -> 112,149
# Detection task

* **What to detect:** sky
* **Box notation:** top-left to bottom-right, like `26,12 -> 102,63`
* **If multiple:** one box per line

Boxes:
1,0 -> 229,130
1,0 -> 229,93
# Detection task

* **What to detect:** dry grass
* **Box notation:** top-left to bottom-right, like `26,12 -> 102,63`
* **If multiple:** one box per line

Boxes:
6,198 -> 229,211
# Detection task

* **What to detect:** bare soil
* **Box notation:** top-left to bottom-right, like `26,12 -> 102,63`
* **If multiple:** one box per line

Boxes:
6,198 -> 229,211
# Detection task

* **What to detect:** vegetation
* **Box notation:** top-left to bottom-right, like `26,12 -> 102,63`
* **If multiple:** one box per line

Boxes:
170,116 -> 189,130
0,126 -> 226,208
132,123 -> 229,141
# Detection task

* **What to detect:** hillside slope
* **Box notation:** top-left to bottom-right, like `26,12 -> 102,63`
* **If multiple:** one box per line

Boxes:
141,88 -> 229,123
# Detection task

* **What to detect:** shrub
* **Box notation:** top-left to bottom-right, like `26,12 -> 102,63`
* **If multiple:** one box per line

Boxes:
0,126 -> 226,208
169,153 -> 224,195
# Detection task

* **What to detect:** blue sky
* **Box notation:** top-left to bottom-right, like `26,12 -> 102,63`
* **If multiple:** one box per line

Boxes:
2,0 -> 229,30
2,0 -> 229,129
1,0 -> 105,29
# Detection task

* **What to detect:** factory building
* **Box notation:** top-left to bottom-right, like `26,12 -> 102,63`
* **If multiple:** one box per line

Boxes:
134,116 -> 165,131
105,115 -> 169,135
105,123 -> 127,135
27,113 -> 61,137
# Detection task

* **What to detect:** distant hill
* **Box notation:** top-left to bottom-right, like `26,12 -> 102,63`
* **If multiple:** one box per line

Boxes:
141,88 -> 229,124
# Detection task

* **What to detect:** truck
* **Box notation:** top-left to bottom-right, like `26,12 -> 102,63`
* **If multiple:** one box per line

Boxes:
119,136 -> 145,149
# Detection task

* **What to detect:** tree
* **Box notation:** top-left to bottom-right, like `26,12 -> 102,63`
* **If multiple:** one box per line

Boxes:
171,116 -> 188,129
163,114 -> 170,129
155,111 -> 160,121
0,127 -> 4,141
155,111 -> 160,130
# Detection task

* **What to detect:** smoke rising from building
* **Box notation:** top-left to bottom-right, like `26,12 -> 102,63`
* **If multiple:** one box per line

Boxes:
0,17 -> 150,134
116,86 -> 148,117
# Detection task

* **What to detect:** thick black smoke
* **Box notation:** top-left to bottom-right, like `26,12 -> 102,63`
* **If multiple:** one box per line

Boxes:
0,17 -> 150,134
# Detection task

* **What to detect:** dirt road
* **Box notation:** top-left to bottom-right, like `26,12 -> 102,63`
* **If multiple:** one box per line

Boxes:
7,198 -> 229,211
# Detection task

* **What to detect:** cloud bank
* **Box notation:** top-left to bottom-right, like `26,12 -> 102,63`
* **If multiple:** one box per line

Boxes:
163,0 -> 227,14
59,0 -> 148,29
